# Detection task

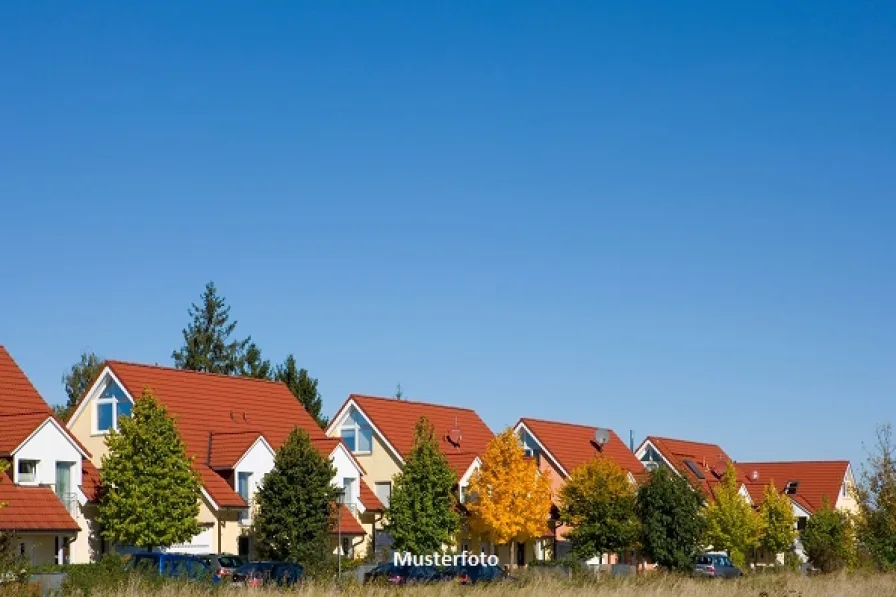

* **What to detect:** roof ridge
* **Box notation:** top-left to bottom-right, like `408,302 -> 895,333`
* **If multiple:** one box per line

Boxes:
520,416 -> 603,431
107,360 -> 287,386
350,393 -> 478,413
737,460 -> 851,466
210,430 -> 264,437
648,435 -> 726,449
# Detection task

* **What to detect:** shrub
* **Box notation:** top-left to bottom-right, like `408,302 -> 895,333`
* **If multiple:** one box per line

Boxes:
60,553 -> 127,595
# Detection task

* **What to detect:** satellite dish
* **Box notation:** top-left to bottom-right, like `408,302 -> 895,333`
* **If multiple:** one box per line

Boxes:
594,428 -> 610,448
751,470 -> 759,481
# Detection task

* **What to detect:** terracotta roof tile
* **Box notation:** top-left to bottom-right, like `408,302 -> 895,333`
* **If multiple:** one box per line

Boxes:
519,418 -> 646,480
0,346 -> 54,417
343,395 -> 494,478
644,436 -> 742,501
359,480 -> 384,511
81,459 -> 102,502
0,468 -> 80,532
736,461 -> 850,513
100,361 -> 328,508
208,432 -> 264,470
311,438 -> 367,475
332,504 -> 366,535
0,412 -> 54,455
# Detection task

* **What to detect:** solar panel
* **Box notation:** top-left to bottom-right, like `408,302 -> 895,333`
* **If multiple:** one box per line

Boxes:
684,459 -> 705,479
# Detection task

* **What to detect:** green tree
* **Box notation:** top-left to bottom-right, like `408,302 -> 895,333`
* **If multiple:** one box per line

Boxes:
802,498 -> 855,572
274,355 -> 327,428
253,427 -> 338,571
703,461 -> 762,568
239,342 -> 272,379
98,389 -> 201,549
759,482 -> 797,559
385,418 -> 460,553
855,423 -> 896,569
58,350 -> 103,421
636,466 -> 706,572
559,458 -> 640,562
172,282 -> 250,374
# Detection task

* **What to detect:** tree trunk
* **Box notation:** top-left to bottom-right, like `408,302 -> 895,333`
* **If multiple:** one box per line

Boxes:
509,541 -> 515,570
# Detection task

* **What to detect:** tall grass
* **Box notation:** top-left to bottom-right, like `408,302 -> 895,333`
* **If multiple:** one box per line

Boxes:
74,572 -> 896,597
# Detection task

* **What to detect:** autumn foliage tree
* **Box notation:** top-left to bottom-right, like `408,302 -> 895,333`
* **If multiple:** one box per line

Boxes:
703,461 -> 762,568
759,482 -> 797,560
558,458 -> 639,562
466,428 -> 552,568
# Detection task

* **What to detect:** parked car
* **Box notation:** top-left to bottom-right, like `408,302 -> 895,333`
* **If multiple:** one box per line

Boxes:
443,564 -> 515,585
694,553 -> 742,578
231,561 -> 304,588
196,554 -> 245,580
363,563 -> 444,585
125,552 -> 217,583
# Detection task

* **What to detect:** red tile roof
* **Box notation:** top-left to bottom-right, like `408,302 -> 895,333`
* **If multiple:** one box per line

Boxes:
81,459 -> 102,502
96,361 -> 329,509
341,395 -> 494,478
736,461 -> 850,513
644,436 -> 744,501
359,480 -> 384,511
0,467 -> 80,532
0,346 -> 55,416
0,412 -> 54,455
519,418 -> 646,480
208,432 -> 264,470
310,437 -> 367,475
332,504 -> 366,535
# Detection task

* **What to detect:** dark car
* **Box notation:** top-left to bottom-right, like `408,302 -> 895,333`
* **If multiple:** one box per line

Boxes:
196,554 -> 245,580
231,562 -> 304,588
443,564 -> 515,585
694,553 -> 743,578
125,552 -> 217,584
363,563 -> 444,585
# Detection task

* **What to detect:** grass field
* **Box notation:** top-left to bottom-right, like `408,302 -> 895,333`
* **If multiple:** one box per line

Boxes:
72,572 -> 896,597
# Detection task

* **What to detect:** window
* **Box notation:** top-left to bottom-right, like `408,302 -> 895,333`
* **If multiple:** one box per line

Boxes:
17,460 -> 37,484
96,381 -> 132,433
342,478 -> 354,505
341,537 -> 352,557
374,481 -> 391,508
842,482 -> 849,498
797,516 -> 808,531
56,462 -> 74,509
784,481 -> 799,495
339,409 -> 373,454
237,472 -> 252,524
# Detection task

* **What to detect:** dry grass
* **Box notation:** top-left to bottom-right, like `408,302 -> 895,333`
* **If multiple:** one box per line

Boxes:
80,572 -> 896,597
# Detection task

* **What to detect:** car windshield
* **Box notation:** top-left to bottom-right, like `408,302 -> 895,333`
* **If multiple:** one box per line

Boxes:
218,556 -> 244,568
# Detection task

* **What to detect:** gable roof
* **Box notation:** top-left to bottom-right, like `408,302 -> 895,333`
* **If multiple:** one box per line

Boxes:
0,346 -> 55,416
0,412 -> 55,455
736,461 -> 851,514
81,459 -> 102,502
0,466 -> 80,532
330,394 -> 494,478
358,480 -> 384,511
642,436 -> 744,501
79,361 -> 330,509
517,418 -> 646,480
208,432 -> 266,470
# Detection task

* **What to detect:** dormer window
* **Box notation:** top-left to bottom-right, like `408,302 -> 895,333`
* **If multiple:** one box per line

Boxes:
95,380 -> 132,433
17,460 -> 38,484
784,481 -> 799,495
339,408 -> 373,455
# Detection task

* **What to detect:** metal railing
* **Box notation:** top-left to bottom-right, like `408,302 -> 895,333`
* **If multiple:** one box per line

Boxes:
56,492 -> 79,514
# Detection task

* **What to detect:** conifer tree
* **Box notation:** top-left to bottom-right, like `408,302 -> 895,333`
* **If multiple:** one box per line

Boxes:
59,350 -> 103,420
385,417 -> 459,553
239,342 -> 272,379
253,427 -> 338,571
703,461 -> 762,568
274,355 -> 327,428
559,458 -> 640,562
172,282 -> 250,374
466,428 -> 552,567
636,466 -> 706,572
98,389 -> 201,549
759,482 -> 797,560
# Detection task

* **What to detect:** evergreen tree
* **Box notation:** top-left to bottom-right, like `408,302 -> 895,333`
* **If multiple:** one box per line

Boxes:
759,482 -> 797,560
636,467 -> 706,572
703,461 -> 763,568
466,428 -> 552,568
855,423 -> 896,569
172,282 -> 250,374
239,342 -> 272,380
385,417 -> 460,553
802,498 -> 855,572
253,427 -> 338,571
98,389 -> 201,549
274,355 -> 327,428
59,350 -> 103,421
559,458 -> 640,562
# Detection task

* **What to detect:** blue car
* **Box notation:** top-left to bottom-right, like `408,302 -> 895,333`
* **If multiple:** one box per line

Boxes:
125,552 -> 218,584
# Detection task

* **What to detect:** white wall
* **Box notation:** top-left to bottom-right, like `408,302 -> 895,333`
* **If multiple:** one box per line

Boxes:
330,447 -> 362,507
14,420 -> 83,489
234,439 -> 275,503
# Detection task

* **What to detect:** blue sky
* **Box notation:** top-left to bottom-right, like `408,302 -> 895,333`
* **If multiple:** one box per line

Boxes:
1,1 -> 894,468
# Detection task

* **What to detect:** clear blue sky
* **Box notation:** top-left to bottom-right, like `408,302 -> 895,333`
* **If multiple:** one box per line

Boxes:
1,1 -> 893,469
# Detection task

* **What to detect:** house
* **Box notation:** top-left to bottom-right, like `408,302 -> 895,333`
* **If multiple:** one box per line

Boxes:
514,418 -> 647,567
0,346 -> 97,565
65,361 -> 381,560
325,394 -> 494,561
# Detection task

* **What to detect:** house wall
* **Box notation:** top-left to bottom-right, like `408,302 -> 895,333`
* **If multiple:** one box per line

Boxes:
14,422 -> 83,489
15,535 -> 69,566
836,469 -> 860,514
67,372 -> 128,466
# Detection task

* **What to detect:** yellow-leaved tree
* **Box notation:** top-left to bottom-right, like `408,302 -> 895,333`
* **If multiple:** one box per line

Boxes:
465,428 -> 552,568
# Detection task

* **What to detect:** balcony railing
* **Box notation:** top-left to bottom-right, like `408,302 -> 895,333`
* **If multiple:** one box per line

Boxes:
56,492 -> 79,515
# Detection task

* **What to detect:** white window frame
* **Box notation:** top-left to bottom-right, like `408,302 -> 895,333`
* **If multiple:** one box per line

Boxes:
375,481 -> 392,508
237,472 -> 252,525
95,388 -> 131,435
17,459 -> 39,485
339,418 -> 372,456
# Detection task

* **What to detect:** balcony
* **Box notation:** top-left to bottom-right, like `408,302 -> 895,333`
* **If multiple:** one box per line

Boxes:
56,492 -> 79,515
